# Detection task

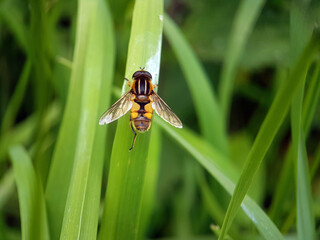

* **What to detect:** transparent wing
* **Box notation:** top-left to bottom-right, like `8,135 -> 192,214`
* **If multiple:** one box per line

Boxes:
99,91 -> 133,125
151,92 -> 183,128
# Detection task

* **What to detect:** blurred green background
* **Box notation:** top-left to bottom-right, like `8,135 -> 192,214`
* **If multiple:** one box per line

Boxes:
0,0 -> 320,239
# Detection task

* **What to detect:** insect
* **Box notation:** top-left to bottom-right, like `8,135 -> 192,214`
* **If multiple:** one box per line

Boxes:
99,68 -> 183,151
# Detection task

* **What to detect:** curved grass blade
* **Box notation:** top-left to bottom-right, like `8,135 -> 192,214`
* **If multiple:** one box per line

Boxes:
268,61 -> 320,226
0,0 -> 30,51
137,124 -> 161,239
9,145 -> 49,240
155,118 -> 283,240
0,103 -> 60,163
163,15 -> 227,153
218,0 -> 265,123
303,62 -> 320,135
290,1 -> 315,239
218,29 -> 320,240
45,0 -> 90,233
0,169 -> 15,209
291,89 -> 315,240
99,0 -> 163,239
58,0 -> 114,239
45,0 -> 114,238
1,59 -> 31,134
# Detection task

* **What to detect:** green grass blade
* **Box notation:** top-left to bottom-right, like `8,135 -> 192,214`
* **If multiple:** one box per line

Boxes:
155,118 -> 283,240
218,30 -> 320,240
99,0 -> 163,239
163,15 -> 227,153
218,0 -> 265,122
137,124 -> 161,239
9,145 -> 49,240
58,0 -> 114,239
268,61 -> 320,226
310,144 -> 320,179
45,2 -> 86,232
1,59 -> 31,134
45,0 -> 114,238
0,0 -> 30,51
78,2 -> 115,238
0,169 -> 15,209
290,1 -> 315,239
303,61 -> 320,134
0,103 -> 60,163
292,90 -> 315,240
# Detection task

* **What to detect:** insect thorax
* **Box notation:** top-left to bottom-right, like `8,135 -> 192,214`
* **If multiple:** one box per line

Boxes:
133,78 -> 153,96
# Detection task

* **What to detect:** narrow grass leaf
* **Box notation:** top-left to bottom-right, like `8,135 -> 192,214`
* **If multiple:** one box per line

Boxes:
99,0 -> 163,239
218,0 -> 265,122
0,169 -> 15,209
303,61 -> 320,134
45,0 -> 88,235
59,0 -> 114,239
137,124 -> 161,239
78,2 -> 115,238
155,118 -> 284,240
0,103 -> 60,163
292,90 -> 315,240
218,30 -> 320,240
1,59 -> 31,134
0,0 -> 29,51
268,61 -> 320,225
310,144 -> 320,179
45,0 -> 114,238
164,15 -> 227,153
9,145 -> 49,240
290,1 -> 315,239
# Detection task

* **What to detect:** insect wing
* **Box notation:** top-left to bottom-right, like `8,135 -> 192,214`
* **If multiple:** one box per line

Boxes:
99,91 -> 133,125
151,92 -> 183,128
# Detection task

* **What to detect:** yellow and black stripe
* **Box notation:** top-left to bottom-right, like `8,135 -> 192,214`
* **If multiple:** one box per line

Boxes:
130,71 -> 154,132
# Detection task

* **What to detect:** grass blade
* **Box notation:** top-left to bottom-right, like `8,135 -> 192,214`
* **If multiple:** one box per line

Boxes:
164,15 -> 227,153
1,59 -> 31,134
292,89 -> 315,240
218,29 -> 320,240
155,118 -> 283,240
290,1 -> 315,239
99,0 -> 163,239
78,3 -> 115,238
45,0 -> 114,238
268,59 -> 320,227
0,103 -> 60,163
0,169 -> 14,209
0,0 -> 30,51
303,61 -> 320,134
58,0 -> 114,239
9,145 -> 49,240
218,0 -> 265,122
45,0 -> 91,235
137,124 -> 161,239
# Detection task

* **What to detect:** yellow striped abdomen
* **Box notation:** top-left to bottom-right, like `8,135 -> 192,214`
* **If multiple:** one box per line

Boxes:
130,101 -> 153,132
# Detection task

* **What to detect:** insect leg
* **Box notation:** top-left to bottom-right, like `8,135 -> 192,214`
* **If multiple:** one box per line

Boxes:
129,120 -> 137,151
124,78 -> 132,87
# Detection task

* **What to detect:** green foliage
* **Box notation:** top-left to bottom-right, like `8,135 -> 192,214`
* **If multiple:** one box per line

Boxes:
0,0 -> 320,239
9,145 -> 49,240
99,1 -> 163,239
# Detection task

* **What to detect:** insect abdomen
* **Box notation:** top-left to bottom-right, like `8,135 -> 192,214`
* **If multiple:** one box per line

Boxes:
131,101 -> 153,132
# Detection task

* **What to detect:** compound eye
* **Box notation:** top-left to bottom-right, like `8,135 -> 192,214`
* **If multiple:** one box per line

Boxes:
146,72 -> 152,79
132,71 -> 140,79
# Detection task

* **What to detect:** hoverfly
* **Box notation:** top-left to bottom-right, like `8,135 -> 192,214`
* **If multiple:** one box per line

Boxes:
99,68 -> 183,150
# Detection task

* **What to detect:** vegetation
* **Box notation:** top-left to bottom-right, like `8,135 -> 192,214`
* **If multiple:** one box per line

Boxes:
0,0 -> 319,239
